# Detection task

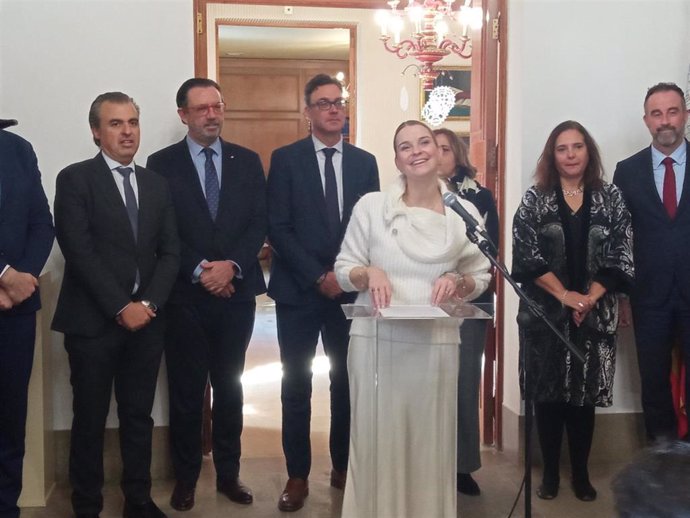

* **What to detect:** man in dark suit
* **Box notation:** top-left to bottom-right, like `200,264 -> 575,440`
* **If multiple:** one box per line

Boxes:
53,92 -> 179,518
146,78 -> 266,511
0,128 -> 54,518
613,82 -> 690,441
267,74 -> 379,512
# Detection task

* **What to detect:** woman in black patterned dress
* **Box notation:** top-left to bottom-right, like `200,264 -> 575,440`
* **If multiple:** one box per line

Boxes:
512,121 -> 633,502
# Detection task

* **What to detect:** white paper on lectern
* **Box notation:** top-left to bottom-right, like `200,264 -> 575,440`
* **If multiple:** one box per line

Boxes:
378,305 -> 448,318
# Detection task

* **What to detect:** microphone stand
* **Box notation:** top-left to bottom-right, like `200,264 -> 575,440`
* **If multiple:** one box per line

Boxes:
455,213 -> 584,518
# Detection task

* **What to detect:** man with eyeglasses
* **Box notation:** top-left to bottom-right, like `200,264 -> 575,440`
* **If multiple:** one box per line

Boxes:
147,78 -> 267,511
267,73 -> 379,512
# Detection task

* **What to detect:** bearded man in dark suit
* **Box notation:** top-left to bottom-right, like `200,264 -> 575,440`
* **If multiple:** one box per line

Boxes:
0,126 -> 54,518
613,82 -> 690,442
146,78 -> 267,511
267,74 -> 379,512
53,92 -> 179,518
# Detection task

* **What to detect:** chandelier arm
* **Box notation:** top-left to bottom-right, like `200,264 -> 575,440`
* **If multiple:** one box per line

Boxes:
381,36 -> 423,59
438,38 -> 472,59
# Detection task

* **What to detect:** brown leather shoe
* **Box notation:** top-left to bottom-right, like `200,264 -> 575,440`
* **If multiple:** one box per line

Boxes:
278,478 -> 309,512
330,469 -> 346,490
170,481 -> 195,511
217,478 -> 253,505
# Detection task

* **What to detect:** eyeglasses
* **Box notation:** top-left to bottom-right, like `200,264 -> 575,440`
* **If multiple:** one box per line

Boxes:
186,102 -> 226,115
309,98 -> 348,111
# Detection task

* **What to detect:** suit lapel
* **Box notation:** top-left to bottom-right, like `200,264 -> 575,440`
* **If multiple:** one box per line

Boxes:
177,140 -> 214,222
300,138 -> 330,225
217,141 -> 237,220
638,147 -> 670,219
93,155 -> 136,245
675,140 -> 690,218
341,144 -> 359,218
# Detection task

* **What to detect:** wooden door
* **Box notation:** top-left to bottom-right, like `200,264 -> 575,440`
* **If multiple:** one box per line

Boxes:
220,58 -> 348,174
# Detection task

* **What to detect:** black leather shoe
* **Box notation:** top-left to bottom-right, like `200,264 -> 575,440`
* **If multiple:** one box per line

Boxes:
75,514 -> 100,518
572,479 -> 597,501
123,500 -> 167,518
170,481 -> 196,511
457,473 -> 481,496
217,478 -> 253,505
536,480 -> 559,500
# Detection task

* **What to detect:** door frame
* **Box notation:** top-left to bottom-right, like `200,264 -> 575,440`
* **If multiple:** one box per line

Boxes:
193,0 -> 508,449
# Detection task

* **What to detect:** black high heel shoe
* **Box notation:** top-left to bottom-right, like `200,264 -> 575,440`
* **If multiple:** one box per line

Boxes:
536,478 -> 559,500
572,479 -> 597,501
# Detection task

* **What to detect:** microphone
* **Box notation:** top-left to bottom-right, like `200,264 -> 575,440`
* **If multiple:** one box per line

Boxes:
0,119 -> 18,130
442,191 -> 482,231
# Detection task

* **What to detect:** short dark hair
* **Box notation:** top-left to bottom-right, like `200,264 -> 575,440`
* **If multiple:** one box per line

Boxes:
432,128 -> 477,179
644,82 -> 687,110
176,78 -> 222,108
88,92 -> 139,147
613,441 -> 690,517
534,120 -> 604,192
304,74 -> 343,106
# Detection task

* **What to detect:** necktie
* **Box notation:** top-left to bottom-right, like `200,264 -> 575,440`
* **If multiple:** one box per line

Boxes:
662,156 -> 677,219
116,166 -> 138,241
203,147 -> 220,220
116,166 -> 140,290
323,148 -> 340,241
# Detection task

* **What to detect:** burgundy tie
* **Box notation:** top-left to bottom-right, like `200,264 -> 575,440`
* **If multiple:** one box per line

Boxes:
662,156 -> 677,219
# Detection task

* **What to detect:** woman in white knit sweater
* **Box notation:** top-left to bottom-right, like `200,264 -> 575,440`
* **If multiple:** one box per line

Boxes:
334,120 -> 491,518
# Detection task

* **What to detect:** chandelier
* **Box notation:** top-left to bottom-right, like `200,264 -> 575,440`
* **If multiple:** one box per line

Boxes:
375,0 -> 483,91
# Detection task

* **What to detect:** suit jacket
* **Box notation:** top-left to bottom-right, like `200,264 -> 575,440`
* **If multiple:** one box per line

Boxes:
613,140 -> 690,306
0,130 -> 54,314
267,137 -> 380,305
52,154 -> 180,337
146,138 -> 267,305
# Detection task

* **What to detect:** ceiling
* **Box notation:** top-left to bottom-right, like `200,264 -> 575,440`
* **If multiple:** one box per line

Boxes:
218,25 -> 350,60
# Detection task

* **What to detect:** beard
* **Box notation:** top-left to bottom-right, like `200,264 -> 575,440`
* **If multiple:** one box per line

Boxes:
654,125 -> 683,148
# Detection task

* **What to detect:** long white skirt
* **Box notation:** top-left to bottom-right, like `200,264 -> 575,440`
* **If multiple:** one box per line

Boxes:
341,320 -> 459,518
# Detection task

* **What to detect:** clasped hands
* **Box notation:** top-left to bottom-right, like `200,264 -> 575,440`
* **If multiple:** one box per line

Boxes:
562,290 -> 595,327
200,260 -> 236,298
0,267 -> 39,311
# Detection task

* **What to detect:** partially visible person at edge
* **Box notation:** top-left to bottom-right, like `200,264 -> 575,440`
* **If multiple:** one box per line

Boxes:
613,82 -> 690,443
434,128 -> 498,496
512,120 -> 633,503
0,127 -> 54,518
335,120 -> 490,518
612,441 -> 690,517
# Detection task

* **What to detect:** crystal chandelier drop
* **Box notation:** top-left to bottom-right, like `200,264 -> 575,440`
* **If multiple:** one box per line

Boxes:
375,0 -> 483,91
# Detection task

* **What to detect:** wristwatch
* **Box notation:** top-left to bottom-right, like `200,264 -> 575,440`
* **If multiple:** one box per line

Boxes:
140,300 -> 158,312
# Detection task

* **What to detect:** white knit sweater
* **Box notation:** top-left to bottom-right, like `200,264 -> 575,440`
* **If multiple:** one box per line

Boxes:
335,176 -> 491,342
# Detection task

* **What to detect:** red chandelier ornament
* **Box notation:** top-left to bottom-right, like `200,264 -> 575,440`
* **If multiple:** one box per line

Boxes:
376,0 -> 482,91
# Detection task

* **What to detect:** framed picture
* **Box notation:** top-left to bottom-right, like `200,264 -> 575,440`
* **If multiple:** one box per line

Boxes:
420,66 -> 471,120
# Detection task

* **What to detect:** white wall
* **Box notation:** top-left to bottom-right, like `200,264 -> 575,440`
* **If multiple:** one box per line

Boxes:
0,0 -> 194,429
504,0 -> 690,416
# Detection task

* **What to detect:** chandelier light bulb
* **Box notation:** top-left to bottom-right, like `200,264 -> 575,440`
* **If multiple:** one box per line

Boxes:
376,9 -> 390,35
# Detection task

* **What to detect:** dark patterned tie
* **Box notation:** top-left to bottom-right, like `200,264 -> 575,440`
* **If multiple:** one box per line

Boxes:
662,156 -> 677,219
203,147 -> 220,220
116,166 -> 140,289
323,148 -> 340,241
116,166 -> 138,241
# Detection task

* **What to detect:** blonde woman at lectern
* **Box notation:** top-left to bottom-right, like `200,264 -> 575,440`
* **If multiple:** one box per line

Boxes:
335,120 -> 491,518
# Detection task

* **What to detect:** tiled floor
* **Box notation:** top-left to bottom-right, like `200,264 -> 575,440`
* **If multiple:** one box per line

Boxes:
20,297 -> 624,518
